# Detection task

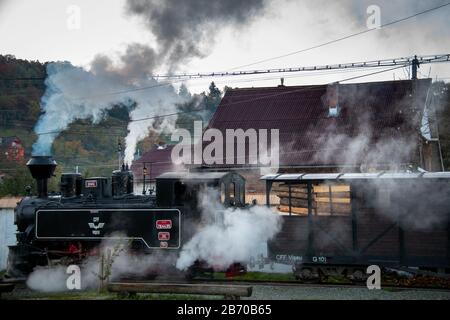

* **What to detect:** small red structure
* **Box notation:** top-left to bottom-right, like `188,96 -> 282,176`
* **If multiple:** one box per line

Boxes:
0,136 -> 25,163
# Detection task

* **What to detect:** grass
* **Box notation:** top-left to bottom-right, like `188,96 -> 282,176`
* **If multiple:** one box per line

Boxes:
325,275 -> 352,284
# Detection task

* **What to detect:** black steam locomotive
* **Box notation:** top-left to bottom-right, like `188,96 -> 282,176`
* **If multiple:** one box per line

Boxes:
6,156 -> 246,278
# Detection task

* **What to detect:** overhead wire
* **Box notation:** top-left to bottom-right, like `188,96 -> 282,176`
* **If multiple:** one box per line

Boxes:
225,2 -> 450,70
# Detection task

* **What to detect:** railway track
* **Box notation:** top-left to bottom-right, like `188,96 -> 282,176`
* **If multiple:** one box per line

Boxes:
116,277 -> 450,292
2,275 -> 450,295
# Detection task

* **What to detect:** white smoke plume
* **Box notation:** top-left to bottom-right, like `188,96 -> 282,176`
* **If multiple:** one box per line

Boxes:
26,265 -> 73,293
364,178 -> 450,231
300,80 -> 429,172
25,235 -> 179,293
26,258 -> 101,293
32,0 -> 269,162
176,188 -> 282,270
312,130 -> 418,171
32,57 -> 182,159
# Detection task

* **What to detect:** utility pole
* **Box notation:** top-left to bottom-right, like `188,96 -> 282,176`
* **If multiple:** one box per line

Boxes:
411,55 -> 420,80
142,164 -> 147,195
411,55 -> 422,169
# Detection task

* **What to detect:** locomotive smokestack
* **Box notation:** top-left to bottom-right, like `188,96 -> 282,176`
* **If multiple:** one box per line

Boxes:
26,156 -> 57,198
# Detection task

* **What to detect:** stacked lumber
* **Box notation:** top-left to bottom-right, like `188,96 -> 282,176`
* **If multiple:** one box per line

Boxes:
273,184 -> 311,216
274,183 -> 351,216
314,184 -> 351,216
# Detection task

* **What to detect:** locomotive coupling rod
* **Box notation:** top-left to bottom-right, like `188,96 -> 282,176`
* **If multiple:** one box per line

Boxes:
107,282 -> 253,299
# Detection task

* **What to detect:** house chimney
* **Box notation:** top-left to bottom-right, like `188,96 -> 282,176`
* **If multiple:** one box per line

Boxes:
326,83 -> 340,118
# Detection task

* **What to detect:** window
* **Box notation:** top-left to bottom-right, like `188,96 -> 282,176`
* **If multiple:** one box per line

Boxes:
314,183 -> 351,216
174,181 -> 187,206
328,105 -> 340,117
220,182 -> 226,204
268,182 -> 351,216
228,182 -> 236,205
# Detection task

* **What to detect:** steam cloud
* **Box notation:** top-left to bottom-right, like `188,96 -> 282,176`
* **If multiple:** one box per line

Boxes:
32,0 -> 269,162
26,260 -> 98,292
300,81 -> 430,172
367,178 -> 450,231
26,235 -> 179,292
32,58 -> 182,158
176,188 -> 282,270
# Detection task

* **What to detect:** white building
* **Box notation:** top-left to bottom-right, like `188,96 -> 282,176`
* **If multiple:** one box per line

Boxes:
0,197 -> 19,271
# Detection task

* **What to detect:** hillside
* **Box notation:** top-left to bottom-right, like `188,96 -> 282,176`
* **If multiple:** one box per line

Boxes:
0,55 -> 222,196
0,55 -> 136,195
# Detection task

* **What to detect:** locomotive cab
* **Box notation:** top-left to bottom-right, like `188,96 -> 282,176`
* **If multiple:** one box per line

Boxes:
155,171 -> 246,210
155,171 -> 247,278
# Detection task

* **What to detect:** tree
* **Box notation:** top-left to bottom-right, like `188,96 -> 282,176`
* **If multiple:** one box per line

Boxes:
175,82 -> 223,134
178,83 -> 192,100
0,165 -> 62,197
205,81 -> 222,116
0,167 -> 35,196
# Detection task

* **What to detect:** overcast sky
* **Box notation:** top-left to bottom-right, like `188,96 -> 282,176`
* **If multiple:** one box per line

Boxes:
1,0 -> 449,93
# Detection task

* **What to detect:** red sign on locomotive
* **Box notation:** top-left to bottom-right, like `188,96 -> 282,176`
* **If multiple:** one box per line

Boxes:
158,232 -> 170,241
156,219 -> 172,230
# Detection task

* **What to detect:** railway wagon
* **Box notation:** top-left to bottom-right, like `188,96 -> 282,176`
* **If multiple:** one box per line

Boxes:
262,172 -> 450,281
6,156 -> 246,278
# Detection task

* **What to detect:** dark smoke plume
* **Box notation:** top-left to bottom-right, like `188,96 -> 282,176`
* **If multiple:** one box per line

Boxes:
125,0 -> 268,69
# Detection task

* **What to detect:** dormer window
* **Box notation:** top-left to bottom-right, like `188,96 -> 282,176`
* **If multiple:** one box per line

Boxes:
328,105 -> 340,118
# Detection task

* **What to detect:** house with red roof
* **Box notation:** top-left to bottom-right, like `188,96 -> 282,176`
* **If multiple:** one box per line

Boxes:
203,78 -> 441,194
131,79 -> 442,200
